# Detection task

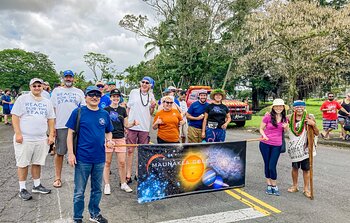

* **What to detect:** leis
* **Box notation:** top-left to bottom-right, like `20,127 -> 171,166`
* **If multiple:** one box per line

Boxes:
289,110 -> 307,136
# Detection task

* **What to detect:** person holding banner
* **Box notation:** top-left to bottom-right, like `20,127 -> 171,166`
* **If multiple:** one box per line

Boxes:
259,98 -> 288,196
287,100 -> 319,198
202,89 -> 231,142
103,89 -> 137,194
153,95 -> 185,143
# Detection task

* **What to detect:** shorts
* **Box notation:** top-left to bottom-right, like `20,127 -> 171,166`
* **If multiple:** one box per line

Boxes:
106,138 -> 126,153
157,137 -> 179,144
55,128 -> 68,155
180,122 -> 188,138
3,108 -> 10,115
126,129 -> 150,152
292,158 -> 310,171
205,127 -> 226,142
14,139 -> 49,167
322,118 -> 337,131
187,126 -> 202,143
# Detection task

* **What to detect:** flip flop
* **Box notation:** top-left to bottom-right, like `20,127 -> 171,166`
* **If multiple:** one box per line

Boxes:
53,179 -> 62,188
287,186 -> 299,193
303,190 -> 311,198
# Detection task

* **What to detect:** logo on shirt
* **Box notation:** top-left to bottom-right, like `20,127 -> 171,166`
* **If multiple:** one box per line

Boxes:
99,118 -> 105,126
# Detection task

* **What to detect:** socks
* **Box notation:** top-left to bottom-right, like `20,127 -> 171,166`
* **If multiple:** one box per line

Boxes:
33,178 -> 41,187
19,181 -> 26,191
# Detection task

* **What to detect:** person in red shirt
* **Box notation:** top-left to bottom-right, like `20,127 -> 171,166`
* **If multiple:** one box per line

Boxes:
320,92 -> 350,139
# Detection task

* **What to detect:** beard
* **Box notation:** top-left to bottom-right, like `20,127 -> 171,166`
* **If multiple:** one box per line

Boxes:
65,81 -> 73,87
328,98 -> 334,101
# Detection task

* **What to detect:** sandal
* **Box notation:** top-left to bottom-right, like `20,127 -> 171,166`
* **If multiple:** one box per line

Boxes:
303,190 -> 311,198
53,179 -> 62,188
287,186 -> 299,193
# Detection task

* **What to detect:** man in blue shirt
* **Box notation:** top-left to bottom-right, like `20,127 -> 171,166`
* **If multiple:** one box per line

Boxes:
66,86 -> 114,223
186,89 -> 209,143
1,89 -> 12,125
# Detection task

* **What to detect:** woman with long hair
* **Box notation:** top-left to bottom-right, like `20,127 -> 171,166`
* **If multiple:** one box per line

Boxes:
259,98 -> 289,196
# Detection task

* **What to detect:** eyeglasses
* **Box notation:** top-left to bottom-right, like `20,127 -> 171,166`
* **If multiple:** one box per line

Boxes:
87,92 -> 102,98
32,85 -> 42,88
96,85 -> 104,88
164,101 -> 173,104
328,96 -> 334,98
141,81 -> 150,85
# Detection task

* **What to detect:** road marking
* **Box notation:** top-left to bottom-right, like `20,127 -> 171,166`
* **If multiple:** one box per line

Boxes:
233,188 -> 281,213
158,208 -> 265,223
56,188 -> 63,220
225,190 -> 271,216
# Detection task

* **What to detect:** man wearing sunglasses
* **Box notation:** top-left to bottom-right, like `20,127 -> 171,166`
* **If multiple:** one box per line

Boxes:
11,78 -> 55,201
66,86 -> 114,223
320,92 -> 350,139
51,70 -> 86,188
126,76 -> 156,184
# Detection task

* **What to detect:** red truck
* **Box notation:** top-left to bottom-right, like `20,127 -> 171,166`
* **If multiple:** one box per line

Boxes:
185,86 -> 252,127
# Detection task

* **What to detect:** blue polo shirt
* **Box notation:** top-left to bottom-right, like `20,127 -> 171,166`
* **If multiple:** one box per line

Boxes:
98,94 -> 111,109
66,106 -> 113,164
187,101 -> 209,129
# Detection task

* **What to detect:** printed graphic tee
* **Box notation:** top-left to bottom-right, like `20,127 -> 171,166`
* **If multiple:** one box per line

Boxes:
104,106 -> 127,139
320,100 -> 342,120
205,103 -> 229,129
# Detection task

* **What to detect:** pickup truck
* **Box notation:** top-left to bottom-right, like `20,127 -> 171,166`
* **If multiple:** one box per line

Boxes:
185,86 -> 252,127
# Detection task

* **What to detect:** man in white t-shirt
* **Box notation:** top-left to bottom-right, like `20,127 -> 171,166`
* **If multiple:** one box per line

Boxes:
11,78 -> 55,201
51,70 -> 86,188
126,76 -> 156,183
179,90 -> 188,143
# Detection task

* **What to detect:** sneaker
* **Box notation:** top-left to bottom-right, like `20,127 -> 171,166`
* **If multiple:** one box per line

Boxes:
104,184 -> 111,195
272,186 -> 280,196
89,214 -> 108,223
266,185 -> 273,195
32,184 -> 51,194
121,183 -> 133,193
19,189 -> 32,201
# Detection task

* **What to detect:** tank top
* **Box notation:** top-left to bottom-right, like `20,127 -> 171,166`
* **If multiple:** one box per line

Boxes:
339,99 -> 350,116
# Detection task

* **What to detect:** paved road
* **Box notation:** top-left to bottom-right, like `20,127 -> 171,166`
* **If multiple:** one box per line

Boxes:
0,124 -> 349,223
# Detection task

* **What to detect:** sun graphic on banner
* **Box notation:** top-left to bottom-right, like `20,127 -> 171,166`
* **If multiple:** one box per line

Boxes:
179,153 -> 206,190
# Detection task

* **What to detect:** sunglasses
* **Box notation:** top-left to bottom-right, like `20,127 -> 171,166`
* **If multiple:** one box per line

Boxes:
96,85 -> 104,88
87,92 -> 102,98
32,85 -> 42,88
328,96 -> 334,98
164,101 -> 173,104
141,81 -> 150,84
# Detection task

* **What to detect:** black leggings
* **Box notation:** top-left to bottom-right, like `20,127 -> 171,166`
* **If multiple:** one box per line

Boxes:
157,137 -> 179,144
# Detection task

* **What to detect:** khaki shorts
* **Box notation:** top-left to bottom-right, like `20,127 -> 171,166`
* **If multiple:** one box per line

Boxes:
105,138 -> 126,153
14,139 -> 49,167
187,126 -> 202,143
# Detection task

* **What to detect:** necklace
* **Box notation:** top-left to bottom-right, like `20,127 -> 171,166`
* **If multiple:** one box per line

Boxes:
140,89 -> 149,107
289,111 -> 306,136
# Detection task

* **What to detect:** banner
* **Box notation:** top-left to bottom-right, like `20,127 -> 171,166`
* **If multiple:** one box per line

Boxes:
137,141 -> 246,203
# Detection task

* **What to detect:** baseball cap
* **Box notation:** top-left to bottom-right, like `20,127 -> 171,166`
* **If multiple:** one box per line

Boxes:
63,70 -> 74,77
85,86 -> 100,95
29,78 -> 44,85
110,89 -> 121,96
107,81 -> 116,85
168,86 -> 176,91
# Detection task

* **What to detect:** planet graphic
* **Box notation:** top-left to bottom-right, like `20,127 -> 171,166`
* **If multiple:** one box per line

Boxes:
181,155 -> 204,182
202,169 -> 216,186
213,176 -> 229,189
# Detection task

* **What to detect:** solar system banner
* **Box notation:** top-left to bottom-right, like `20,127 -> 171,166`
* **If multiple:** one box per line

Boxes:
137,141 -> 246,204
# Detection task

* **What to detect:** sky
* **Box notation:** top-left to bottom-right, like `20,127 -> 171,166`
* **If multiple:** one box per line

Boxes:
0,0 -> 157,81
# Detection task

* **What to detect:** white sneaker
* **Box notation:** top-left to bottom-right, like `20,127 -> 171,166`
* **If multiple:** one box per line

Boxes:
121,183 -> 133,193
104,184 -> 111,195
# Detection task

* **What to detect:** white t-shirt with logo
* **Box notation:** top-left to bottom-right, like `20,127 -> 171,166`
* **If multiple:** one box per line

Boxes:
11,94 -> 55,141
50,87 -> 86,129
127,89 -> 155,132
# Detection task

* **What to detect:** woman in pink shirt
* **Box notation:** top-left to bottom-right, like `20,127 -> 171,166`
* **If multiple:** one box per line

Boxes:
259,99 -> 289,196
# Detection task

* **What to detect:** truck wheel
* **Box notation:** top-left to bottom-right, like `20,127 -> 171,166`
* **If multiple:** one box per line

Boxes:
235,121 -> 246,127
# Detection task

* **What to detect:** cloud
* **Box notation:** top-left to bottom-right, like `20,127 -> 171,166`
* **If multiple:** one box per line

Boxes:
0,0 -> 156,80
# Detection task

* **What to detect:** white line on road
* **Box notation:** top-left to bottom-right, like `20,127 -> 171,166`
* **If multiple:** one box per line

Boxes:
158,208 -> 265,223
56,188 -> 63,220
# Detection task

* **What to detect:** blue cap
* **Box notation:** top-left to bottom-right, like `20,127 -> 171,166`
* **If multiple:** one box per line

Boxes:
85,86 -> 100,95
293,100 -> 306,107
163,88 -> 170,94
63,70 -> 74,77
142,76 -> 155,89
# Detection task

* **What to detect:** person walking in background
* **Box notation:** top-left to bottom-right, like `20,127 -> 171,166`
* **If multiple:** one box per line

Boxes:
41,81 -> 51,99
186,89 -> 209,143
152,95 -> 184,143
337,93 -> 350,139
202,89 -> 231,142
11,78 -> 55,200
259,98 -> 288,196
179,90 -> 188,143
1,89 -> 12,125
103,89 -> 137,194
126,76 -> 156,184
287,100 -> 319,198
51,70 -> 86,188
66,86 -> 114,223
320,92 -> 350,140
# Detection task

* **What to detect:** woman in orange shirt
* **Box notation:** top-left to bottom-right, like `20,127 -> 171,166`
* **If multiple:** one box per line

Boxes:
153,96 -> 185,143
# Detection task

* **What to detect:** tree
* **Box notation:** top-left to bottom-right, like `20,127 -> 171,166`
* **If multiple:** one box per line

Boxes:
83,52 -> 114,82
0,48 -> 59,92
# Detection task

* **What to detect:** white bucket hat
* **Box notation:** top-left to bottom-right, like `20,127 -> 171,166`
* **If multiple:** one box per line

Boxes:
272,98 -> 285,106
